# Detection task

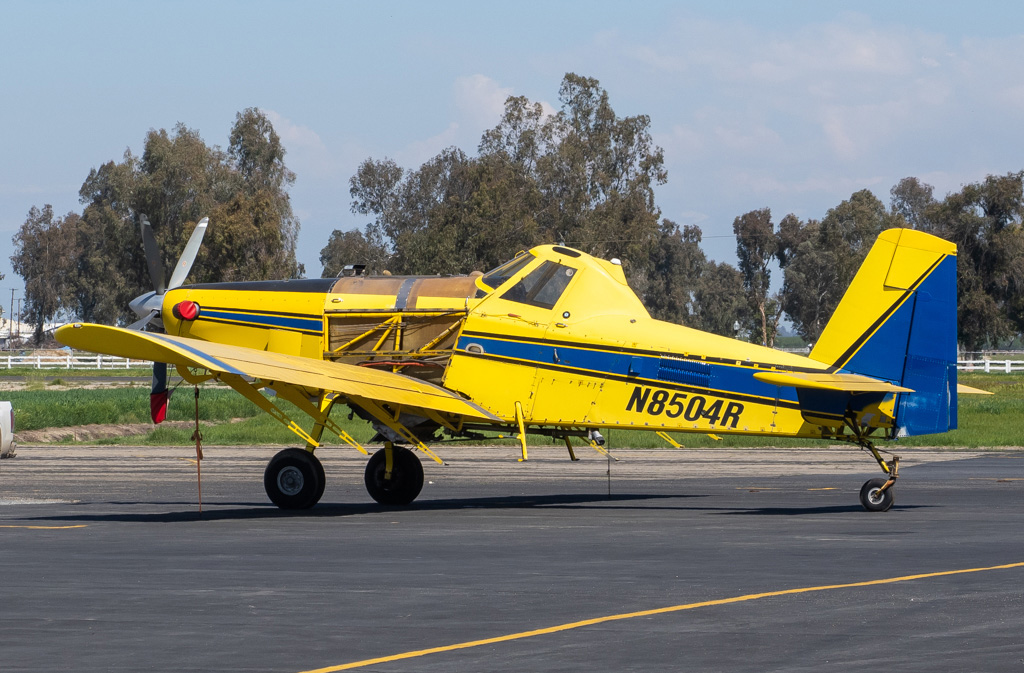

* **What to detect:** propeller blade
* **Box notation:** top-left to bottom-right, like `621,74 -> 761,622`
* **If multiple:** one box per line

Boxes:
167,217 -> 209,290
126,308 -> 160,331
139,215 -> 166,295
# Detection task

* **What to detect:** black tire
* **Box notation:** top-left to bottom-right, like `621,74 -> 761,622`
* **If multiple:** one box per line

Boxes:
264,448 -> 325,510
364,446 -> 424,506
312,453 -> 327,504
859,478 -> 894,512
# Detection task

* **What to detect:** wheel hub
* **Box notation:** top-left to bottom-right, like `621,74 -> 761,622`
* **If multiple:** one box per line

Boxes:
277,466 -> 304,496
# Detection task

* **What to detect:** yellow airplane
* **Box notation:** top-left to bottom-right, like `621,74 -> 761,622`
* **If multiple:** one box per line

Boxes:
56,219 -> 980,512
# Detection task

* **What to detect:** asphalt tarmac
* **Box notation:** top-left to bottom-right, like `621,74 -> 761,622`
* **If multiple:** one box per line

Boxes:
1,445 -> 1022,672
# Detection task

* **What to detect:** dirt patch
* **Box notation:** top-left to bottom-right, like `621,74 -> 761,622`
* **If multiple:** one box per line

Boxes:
16,421 -> 200,443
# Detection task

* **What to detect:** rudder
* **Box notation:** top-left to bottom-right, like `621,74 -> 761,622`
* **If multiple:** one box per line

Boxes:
809,229 -> 958,436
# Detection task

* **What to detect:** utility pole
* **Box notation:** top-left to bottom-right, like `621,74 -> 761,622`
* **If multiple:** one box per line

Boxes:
15,298 -> 22,339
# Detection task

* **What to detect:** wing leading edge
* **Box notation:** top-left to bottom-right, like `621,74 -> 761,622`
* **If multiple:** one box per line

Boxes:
55,323 -> 499,421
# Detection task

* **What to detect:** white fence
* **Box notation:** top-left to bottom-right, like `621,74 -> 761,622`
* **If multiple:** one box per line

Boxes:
2,350 -> 1024,373
958,359 -> 1024,373
2,353 -> 149,370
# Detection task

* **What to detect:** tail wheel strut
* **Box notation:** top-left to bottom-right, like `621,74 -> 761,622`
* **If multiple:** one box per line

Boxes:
858,436 -> 899,512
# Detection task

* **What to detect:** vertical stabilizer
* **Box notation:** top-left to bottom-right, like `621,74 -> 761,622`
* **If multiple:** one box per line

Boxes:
809,229 -> 958,436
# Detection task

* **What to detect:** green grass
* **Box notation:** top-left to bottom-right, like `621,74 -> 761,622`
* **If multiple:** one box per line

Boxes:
0,367 -> 153,378
912,372 -> 1024,448
7,387 -> 259,431
5,372 -> 1022,448
774,335 -> 808,349
5,384 -> 377,446
95,405 -> 380,447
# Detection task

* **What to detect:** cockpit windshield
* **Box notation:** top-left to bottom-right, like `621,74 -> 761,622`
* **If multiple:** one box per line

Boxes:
479,253 -> 534,290
500,261 -> 576,309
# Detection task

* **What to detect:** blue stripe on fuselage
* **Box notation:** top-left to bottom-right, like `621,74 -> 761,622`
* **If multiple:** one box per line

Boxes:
199,309 -> 322,334
455,334 -> 800,405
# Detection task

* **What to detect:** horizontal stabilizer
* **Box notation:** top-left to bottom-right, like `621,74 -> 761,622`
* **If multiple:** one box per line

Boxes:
957,383 -> 993,395
753,371 -> 914,393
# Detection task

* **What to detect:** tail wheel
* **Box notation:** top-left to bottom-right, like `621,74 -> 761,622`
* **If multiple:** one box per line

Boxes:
364,446 -> 424,505
264,448 -> 325,510
859,478 -> 895,512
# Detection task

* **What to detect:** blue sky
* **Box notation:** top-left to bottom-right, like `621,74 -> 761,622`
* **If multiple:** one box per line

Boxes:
3,0 -> 1024,311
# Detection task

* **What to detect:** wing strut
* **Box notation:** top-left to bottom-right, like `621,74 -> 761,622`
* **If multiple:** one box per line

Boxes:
656,431 -> 683,448
349,397 -> 445,465
219,374 -> 321,447
268,385 -> 369,455
587,436 -> 617,461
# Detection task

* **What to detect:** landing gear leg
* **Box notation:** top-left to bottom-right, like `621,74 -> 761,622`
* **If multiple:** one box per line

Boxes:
364,442 -> 424,505
264,448 -> 325,510
859,440 -> 899,512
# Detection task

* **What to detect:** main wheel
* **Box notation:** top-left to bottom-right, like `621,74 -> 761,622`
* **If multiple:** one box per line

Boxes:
364,446 -> 424,505
264,448 -> 325,510
859,478 -> 895,512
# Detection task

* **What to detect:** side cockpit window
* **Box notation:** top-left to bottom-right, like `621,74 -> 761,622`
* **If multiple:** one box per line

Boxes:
480,253 -> 533,291
500,261 -> 576,309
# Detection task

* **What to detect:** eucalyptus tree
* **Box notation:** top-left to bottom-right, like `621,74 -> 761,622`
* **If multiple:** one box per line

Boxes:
778,190 -> 902,344
924,172 -> 1024,350
13,109 -> 302,327
10,206 -> 78,342
334,73 -> 669,303
733,208 -> 779,346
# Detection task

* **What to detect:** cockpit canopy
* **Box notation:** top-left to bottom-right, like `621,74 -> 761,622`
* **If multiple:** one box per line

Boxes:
476,245 -> 649,320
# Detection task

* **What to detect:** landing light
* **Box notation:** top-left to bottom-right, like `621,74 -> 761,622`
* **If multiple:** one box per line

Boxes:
173,301 -> 200,321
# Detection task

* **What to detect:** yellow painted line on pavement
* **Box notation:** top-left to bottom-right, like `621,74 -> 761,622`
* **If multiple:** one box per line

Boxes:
0,524 -> 88,529
298,561 -> 1024,673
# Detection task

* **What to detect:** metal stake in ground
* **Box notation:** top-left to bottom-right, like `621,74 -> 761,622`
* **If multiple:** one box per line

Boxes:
192,386 -> 204,514
606,430 -> 611,499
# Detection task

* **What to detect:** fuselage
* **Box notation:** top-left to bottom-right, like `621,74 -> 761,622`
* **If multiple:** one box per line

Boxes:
160,245 -> 880,440
55,228 -> 963,512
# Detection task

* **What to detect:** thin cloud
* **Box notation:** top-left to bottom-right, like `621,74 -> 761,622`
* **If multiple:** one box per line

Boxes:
261,109 -> 338,175
396,122 -> 461,167
454,74 -> 514,130
396,75 -> 558,167
602,11 -> 1024,187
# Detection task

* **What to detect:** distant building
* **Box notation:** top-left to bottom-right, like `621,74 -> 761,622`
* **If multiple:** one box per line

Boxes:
0,319 -> 34,349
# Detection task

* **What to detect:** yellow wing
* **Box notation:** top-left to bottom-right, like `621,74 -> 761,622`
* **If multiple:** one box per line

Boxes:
752,371 -> 914,393
55,323 -> 499,421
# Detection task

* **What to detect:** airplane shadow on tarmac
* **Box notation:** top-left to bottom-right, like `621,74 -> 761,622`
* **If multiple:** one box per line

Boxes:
16,492 -> 932,523
18,493 -> 697,523
718,504 -> 932,516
